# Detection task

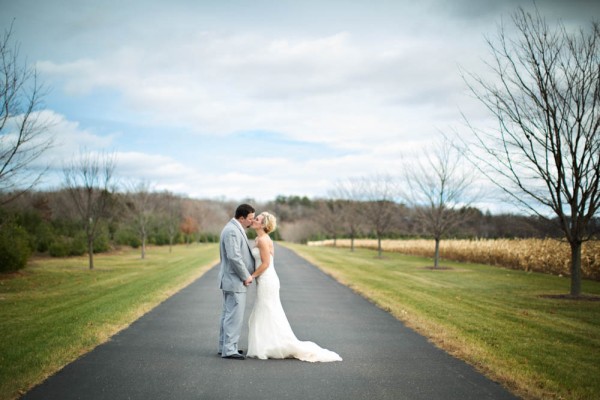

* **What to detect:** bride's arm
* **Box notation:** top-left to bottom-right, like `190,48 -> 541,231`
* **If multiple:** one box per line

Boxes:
251,237 -> 271,279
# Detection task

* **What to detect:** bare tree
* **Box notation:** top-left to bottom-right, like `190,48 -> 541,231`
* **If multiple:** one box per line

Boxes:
315,199 -> 345,246
63,151 -> 117,269
461,7 -> 600,296
180,198 -> 211,243
358,174 -> 399,257
330,178 -> 365,251
0,23 -> 52,203
158,190 -> 182,252
402,140 -> 478,268
126,180 -> 158,259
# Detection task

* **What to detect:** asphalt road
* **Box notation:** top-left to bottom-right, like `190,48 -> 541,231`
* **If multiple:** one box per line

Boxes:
22,244 -> 519,400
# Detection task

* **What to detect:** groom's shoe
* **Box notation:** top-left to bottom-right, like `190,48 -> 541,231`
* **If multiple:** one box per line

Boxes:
223,353 -> 245,360
218,350 -> 244,356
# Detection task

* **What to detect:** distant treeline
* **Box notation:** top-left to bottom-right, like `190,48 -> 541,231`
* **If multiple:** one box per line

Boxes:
1,191 -> 594,273
268,195 -> 589,242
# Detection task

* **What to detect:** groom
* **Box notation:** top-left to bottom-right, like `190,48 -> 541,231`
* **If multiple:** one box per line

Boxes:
218,203 -> 256,360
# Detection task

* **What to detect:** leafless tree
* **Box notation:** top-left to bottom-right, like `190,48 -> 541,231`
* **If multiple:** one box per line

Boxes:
329,178 -> 365,251
358,174 -> 399,257
278,219 -> 320,243
63,151 -> 117,269
461,7 -> 600,296
0,23 -> 52,203
126,180 -> 158,259
157,190 -> 182,252
180,198 -> 212,244
314,199 -> 345,246
401,140 -> 478,268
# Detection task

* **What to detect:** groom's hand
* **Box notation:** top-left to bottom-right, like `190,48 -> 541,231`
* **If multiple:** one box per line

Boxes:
243,276 -> 254,286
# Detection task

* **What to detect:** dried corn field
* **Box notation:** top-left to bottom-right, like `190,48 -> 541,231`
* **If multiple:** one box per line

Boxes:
308,238 -> 600,280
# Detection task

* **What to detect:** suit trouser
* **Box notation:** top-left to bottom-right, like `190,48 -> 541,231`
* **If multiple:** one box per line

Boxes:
219,290 -> 246,357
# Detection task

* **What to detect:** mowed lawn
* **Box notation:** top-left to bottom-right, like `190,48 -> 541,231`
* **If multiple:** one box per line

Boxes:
282,243 -> 600,400
0,244 -> 219,400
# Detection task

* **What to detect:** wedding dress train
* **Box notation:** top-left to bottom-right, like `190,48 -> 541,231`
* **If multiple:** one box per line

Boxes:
247,247 -> 342,362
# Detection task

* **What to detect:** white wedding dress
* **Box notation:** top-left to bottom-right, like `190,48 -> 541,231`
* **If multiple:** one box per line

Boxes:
247,246 -> 342,362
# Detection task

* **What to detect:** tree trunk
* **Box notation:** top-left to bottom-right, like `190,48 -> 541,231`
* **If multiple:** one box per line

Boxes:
350,234 -> 355,252
141,236 -> 146,259
377,235 -> 382,258
434,238 -> 440,269
88,237 -> 94,270
570,241 -> 582,296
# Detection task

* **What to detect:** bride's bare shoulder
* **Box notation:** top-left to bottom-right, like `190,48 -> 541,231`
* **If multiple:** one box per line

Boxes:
255,235 -> 269,248
256,235 -> 274,253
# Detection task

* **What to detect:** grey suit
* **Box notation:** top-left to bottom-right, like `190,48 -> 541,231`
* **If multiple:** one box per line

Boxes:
218,219 -> 255,357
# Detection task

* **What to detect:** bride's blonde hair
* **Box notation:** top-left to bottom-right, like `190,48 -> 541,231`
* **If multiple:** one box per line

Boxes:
260,211 -> 277,234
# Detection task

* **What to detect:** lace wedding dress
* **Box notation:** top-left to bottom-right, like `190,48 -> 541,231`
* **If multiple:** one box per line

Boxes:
247,246 -> 342,362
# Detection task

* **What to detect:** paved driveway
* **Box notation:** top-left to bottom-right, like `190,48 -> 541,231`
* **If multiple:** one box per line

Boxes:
23,244 -> 519,399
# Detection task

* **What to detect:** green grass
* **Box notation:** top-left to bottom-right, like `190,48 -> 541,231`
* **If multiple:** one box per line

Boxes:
3,242 -> 599,400
282,243 -> 600,400
0,244 -> 219,400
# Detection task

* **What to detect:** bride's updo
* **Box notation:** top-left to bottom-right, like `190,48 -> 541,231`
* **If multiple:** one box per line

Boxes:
260,212 -> 277,234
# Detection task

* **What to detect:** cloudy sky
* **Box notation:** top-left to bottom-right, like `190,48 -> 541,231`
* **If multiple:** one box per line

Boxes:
1,0 -> 598,212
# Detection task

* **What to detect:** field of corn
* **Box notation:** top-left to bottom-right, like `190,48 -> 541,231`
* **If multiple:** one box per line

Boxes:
308,238 -> 600,280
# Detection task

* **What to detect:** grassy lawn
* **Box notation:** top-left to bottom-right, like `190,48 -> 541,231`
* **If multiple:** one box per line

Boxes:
282,243 -> 600,400
0,244 -> 219,400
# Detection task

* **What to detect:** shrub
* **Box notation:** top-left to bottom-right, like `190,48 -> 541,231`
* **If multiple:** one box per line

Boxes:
48,232 -> 110,257
34,223 -> 55,253
114,229 -> 141,248
92,231 -> 110,253
70,233 -> 87,256
197,232 -> 219,243
48,236 -> 72,257
151,231 -> 170,246
0,222 -> 32,272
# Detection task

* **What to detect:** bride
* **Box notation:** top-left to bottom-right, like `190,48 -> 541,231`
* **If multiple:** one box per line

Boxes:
246,212 -> 342,362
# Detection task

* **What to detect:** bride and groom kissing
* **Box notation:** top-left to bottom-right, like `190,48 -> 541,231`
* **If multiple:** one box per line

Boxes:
218,203 -> 342,362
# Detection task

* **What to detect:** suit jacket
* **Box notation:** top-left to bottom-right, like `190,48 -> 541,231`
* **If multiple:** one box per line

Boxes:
218,218 -> 255,292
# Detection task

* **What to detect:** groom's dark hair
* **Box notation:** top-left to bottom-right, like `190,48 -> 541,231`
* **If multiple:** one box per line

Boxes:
235,204 -> 255,219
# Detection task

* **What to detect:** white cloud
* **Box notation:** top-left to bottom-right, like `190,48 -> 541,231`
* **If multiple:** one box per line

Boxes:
30,113 -> 208,195
10,0 -> 599,208
32,110 -> 115,166
37,30 -> 477,150
33,26 -> 484,199
115,152 -> 195,179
